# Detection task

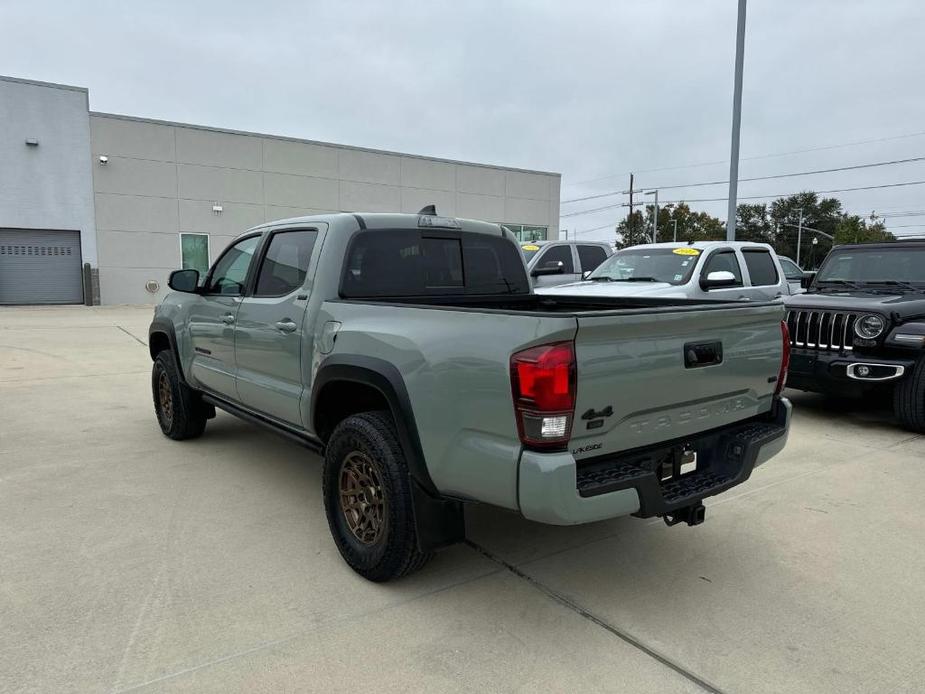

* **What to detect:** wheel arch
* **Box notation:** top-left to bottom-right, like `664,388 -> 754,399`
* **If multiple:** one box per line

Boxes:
312,355 -> 465,552
311,356 -> 437,496
148,319 -> 188,384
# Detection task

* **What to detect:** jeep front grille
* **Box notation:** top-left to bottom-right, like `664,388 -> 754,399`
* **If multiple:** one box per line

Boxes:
786,310 -> 856,351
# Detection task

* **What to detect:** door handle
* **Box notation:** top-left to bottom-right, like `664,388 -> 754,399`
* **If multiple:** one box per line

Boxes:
222,314 -> 235,324
275,320 -> 298,333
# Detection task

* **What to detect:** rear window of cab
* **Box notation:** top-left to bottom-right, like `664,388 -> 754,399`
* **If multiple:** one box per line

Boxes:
341,229 -> 530,298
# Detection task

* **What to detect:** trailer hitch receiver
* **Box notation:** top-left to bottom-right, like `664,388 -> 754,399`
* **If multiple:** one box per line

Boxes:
663,502 -> 706,527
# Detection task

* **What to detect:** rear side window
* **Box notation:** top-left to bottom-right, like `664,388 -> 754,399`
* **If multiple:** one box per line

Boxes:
254,230 -> 318,297
577,245 -> 608,273
537,245 -> 574,273
341,229 -> 529,297
742,250 -> 779,286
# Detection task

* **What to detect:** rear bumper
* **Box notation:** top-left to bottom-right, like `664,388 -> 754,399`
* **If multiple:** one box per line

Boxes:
518,398 -> 791,525
787,348 -> 914,395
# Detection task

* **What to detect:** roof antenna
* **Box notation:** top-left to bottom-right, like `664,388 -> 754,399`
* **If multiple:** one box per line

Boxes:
417,204 -> 437,216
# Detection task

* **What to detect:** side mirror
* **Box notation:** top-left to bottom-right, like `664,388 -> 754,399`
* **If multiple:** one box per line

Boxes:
801,271 -> 817,289
700,270 -> 738,290
582,270 -> 592,280
531,260 -> 565,277
168,268 -> 200,293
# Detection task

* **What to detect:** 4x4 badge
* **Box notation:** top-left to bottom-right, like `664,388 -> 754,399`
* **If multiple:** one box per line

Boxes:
581,406 -> 613,420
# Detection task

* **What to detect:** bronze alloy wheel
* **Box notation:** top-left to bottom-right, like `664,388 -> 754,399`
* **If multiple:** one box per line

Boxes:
158,370 -> 174,428
339,451 -> 387,545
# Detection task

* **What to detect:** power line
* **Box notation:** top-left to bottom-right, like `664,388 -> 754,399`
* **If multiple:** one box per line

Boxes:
564,128 -> 925,189
560,178 -> 925,218
572,221 -> 619,236
561,154 -> 925,204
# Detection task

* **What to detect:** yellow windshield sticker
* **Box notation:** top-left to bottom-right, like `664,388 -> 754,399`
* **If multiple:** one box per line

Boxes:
672,247 -> 700,256
522,245 -> 540,251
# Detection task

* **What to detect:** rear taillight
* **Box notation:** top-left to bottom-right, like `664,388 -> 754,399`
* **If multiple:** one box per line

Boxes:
775,320 -> 791,397
510,341 -> 576,450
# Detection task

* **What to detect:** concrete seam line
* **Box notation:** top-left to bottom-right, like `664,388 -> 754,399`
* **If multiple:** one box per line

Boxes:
465,540 -> 726,694
116,325 -> 148,347
110,566 -> 504,693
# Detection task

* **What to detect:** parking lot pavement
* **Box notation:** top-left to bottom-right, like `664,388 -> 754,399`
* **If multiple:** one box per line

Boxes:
2,306 -> 924,693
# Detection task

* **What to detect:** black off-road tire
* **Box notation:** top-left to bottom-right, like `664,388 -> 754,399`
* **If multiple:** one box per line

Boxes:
152,350 -> 208,440
322,411 -> 431,582
894,356 -> 925,433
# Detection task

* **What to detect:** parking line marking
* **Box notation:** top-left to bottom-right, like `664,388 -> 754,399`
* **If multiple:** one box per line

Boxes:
465,540 -> 726,694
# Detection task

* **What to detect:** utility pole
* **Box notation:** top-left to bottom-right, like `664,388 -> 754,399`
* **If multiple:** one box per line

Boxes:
653,190 -> 659,243
672,218 -> 678,242
627,173 -> 635,247
796,207 -> 804,266
725,0 -> 747,241
644,190 -> 659,243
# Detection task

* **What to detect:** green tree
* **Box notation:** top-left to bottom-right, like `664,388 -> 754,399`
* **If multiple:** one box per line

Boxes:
766,192 -> 842,266
735,203 -> 774,244
616,203 -> 724,248
833,215 -> 894,245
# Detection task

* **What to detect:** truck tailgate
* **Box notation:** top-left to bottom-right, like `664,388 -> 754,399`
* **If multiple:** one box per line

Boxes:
571,303 -> 785,457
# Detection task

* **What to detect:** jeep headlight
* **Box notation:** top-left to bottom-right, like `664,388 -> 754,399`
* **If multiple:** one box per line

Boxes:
855,314 -> 886,339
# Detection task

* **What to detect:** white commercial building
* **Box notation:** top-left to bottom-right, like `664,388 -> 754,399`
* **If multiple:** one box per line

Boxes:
0,75 -> 561,305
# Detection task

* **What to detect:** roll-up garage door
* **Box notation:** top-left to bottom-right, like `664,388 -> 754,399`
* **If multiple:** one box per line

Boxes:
0,229 -> 83,304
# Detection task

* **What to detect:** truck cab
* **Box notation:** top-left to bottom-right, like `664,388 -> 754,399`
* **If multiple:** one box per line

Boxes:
519,239 -> 612,287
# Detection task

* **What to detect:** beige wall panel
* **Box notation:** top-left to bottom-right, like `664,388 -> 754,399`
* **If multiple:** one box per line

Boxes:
400,157 -> 456,191
262,138 -> 339,178
175,127 -> 262,169
504,197 -> 549,226
456,192 -> 505,221
177,164 -> 264,204
94,193 -> 178,233
90,116 -> 175,161
98,266 -> 174,305
92,156 -> 177,197
505,171 -> 552,200
178,200 -> 266,235
339,149 -> 401,185
456,165 -> 506,196
97,230 -> 179,269
400,188 -> 456,216
264,172 -> 340,209
265,206 -> 335,223
339,181 -> 401,212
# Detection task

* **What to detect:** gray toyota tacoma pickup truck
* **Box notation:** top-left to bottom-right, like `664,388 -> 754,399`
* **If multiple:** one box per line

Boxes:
149,211 -> 792,581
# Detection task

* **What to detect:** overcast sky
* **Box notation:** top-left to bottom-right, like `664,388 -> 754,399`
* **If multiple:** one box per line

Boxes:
4,0 -> 925,241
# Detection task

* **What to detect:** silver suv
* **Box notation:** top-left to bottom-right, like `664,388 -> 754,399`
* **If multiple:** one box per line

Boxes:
519,240 -> 613,287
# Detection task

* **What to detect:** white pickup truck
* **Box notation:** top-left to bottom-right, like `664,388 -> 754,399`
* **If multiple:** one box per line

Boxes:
538,241 -> 792,302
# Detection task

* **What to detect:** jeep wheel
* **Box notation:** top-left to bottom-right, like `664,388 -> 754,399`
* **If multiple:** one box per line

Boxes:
152,350 -> 208,440
322,411 -> 431,582
894,356 -> 925,433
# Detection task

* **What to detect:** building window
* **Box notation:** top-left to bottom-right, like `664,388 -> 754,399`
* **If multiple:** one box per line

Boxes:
180,233 -> 210,275
503,224 -> 548,242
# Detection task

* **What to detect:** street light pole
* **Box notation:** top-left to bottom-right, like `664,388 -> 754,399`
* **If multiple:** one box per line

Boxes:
796,207 -> 804,266
672,218 -> 678,242
725,0 -> 748,242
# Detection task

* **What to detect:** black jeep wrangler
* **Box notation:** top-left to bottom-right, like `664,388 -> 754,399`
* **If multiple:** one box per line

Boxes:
785,240 -> 925,432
